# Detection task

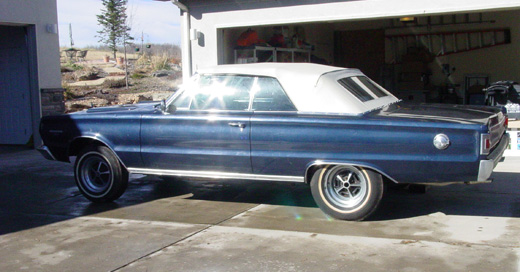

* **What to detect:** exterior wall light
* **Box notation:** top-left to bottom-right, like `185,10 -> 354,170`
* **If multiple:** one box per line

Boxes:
46,24 -> 58,34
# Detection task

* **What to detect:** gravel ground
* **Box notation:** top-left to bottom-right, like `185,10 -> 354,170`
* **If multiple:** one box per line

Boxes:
62,58 -> 181,112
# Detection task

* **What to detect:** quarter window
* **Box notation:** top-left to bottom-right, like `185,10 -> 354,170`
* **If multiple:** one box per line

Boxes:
338,77 -> 374,102
337,76 -> 389,102
356,76 -> 388,98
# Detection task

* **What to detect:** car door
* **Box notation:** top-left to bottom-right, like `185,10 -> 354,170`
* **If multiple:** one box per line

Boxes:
249,77 -> 302,176
140,75 -> 253,173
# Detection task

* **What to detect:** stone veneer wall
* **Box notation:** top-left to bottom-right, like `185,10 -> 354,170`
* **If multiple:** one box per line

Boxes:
41,88 -> 65,116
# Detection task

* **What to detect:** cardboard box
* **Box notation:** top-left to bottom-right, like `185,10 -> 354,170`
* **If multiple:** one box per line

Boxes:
401,61 -> 426,73
399,81 -> 424,90
400,72 -> 423,82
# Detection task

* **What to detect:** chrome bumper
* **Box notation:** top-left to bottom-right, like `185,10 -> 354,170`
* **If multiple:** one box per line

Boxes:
37,145 -> 57,161
478,133 -> 510,182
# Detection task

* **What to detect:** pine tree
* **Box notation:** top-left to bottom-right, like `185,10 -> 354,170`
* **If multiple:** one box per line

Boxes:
96,0 -> 133,59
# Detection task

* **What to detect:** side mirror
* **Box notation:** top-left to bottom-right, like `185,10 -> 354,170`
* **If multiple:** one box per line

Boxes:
166,104 -> 177,113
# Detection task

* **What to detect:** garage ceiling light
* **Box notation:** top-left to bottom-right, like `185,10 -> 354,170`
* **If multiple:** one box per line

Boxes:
399,17 -> 416,23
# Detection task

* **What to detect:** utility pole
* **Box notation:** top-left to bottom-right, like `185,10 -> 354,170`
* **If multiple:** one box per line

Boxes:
124,30 -> 129,89
69,23 -> 74,48
141,31 -> 144,55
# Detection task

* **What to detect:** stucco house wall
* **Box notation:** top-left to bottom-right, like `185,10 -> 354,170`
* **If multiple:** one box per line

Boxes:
0,0 -> 62,89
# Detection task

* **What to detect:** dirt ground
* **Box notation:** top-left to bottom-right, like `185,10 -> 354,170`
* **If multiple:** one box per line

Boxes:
60,49 -> 181,113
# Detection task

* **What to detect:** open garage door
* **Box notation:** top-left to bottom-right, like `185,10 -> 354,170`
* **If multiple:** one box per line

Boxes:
334,29 -> 385,82
0,26 -> 33,145
219,8 -> 520,108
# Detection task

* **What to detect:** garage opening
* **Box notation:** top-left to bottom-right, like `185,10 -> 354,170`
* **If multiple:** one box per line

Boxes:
218,9 -> 520,106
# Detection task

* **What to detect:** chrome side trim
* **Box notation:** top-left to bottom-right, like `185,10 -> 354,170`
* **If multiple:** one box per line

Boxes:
305,161 -> 399,184
37,145 -> 57,161
128,168 -> 305,183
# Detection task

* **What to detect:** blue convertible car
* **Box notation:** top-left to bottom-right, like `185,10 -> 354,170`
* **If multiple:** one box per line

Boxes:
38,63 -> 509,220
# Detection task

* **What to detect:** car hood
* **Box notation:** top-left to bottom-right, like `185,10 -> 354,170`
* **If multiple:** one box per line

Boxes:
369,102 -> 502,125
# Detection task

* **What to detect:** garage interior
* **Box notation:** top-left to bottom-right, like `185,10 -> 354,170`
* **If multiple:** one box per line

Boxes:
218,9 -> 520,105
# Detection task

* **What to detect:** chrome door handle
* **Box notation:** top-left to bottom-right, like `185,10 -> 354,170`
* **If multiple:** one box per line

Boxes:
228,122 -> 246,128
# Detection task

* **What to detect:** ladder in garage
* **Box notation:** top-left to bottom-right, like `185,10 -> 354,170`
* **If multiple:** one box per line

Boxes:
387,28 -> 511,62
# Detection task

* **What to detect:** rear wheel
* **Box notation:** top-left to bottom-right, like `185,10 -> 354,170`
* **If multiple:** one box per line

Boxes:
310,165 -> 383,221
74,145 -> 128,202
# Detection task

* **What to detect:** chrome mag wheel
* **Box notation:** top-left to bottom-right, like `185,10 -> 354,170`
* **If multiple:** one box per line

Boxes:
310,165 -> 383,221
323,165 -> 368,209
79,154 -> 113,195
74,145 -> 128,202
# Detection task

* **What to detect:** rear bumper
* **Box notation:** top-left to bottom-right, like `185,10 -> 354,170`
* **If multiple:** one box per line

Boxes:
478,133 -> 509,182
37,145 -> 57,161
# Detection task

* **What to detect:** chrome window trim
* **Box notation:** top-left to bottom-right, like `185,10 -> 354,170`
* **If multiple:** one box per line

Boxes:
128,168 -> 304,183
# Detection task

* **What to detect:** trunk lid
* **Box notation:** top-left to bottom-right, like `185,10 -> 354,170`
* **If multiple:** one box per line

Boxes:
370,102 -> 507,151
371,102 -> 503,125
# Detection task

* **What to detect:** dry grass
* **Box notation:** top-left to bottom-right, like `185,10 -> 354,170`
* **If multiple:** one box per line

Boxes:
151,54 -> 171,71
103,78 -> 127,88
60,48 -> 140,62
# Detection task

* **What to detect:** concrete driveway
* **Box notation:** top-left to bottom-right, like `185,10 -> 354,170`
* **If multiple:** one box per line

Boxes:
0,147 -> 519,271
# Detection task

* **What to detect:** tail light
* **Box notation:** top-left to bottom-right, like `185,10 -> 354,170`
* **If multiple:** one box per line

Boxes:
481,133 -> 491,155
504,117 -> 508,129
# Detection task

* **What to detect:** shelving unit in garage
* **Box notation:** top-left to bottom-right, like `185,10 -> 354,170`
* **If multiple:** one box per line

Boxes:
234,45 -> 311,63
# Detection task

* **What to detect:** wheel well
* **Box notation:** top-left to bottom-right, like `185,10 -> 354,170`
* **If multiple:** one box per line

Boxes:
68,138 -> 104,157
305,165 -> 324,184
305,163 -> 397,185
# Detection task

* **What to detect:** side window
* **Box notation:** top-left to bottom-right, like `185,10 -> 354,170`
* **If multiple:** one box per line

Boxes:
191,75 -> 253,111
252,77 -> 296,111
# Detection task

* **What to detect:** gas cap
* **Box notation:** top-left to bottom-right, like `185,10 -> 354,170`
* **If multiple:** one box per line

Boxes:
433,134 -> 450,150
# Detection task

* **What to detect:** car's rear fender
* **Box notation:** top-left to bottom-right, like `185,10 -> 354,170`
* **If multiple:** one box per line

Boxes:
304,160 -> 399,184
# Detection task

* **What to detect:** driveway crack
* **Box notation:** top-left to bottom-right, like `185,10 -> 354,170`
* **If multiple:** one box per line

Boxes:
110,204 -> 260,272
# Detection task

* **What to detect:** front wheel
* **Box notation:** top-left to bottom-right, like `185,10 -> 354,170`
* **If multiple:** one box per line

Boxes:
310,165 -> 383,221
74,145 -> 128,202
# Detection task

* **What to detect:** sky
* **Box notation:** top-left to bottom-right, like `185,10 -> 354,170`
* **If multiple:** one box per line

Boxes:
57,0 -> 181,48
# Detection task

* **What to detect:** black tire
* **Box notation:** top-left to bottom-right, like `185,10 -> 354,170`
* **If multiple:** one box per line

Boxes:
74,145 -> 128,202
310,165 -> 383,221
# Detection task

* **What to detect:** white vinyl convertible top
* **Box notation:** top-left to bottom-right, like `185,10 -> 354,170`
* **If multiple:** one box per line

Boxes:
196,63 -> 399,115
